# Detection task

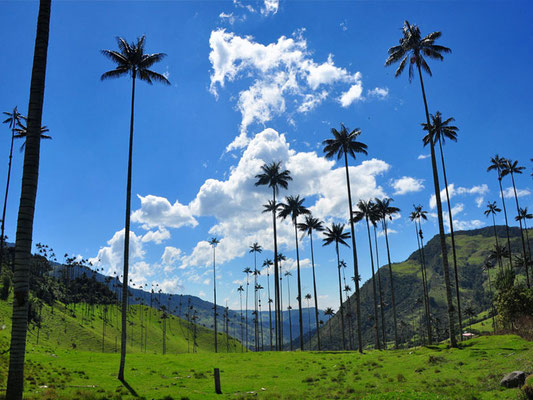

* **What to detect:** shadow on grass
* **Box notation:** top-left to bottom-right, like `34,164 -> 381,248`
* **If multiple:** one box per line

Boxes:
119,379 -> 139,397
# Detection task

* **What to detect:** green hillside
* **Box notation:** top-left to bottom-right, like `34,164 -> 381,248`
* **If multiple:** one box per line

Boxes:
0,297 -> 242,356
311,226 -> 531,350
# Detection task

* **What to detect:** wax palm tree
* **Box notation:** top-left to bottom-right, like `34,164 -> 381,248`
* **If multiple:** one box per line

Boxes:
323,124 -> 367,353
386,20 -> 457,347
422,111 -> 463,340
277,252 -> 286,343
237,285 -> 244,351
101,35 -> 170,380
304,293 -> 312,348
263,258 -> 274,350
324,307 -> 335,346
322,223 -> 351,350
278,195 -> 310,351
243,267 -> 252,350
489,244 -> 510,268
256,289 -> 265,351
352,200 -> 381,349
409,206 -> 432,344
297,215 -> 324,350
209,237 -> 220,352
253,267 -> 261,349
484,202 -> 504,271
374,197 -> 400,348
255,162 -> 291,350
1,107 -> 24,271
482,260 -> 497,332
13,121 -> 51,151
5,0 -> 51,396
516,207 -> 532,261
284,270 -> 293,351
501,159 -> 530,287
487,155 -> 514,269
370,204 -> 387,348
343,284 -> 355,349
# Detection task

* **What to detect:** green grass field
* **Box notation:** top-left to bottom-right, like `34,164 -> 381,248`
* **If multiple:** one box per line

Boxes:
1,334 -> 531,399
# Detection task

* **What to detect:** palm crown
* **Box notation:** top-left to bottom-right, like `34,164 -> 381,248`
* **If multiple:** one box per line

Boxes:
374,198 -> 400,221
501,159 -> 525,178
278,195 -> 310,223
484,201 -> 501,217
14,122 -> 51,151
3,107 -> 24,130
254,161 -> 292,195
322,223 -> 351,248
297,215 -> 324,236
421,111 -> 458,147
101,36 -> 170,85
385,20 -> 451,81
323,124 -> 368,161
487,155 -> 507,179
249,242 -> 262,254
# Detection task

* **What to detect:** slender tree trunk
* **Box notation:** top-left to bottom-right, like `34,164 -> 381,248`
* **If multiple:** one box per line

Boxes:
417,65 -> 457,347
365,217 -> 380,350
438,138 -> 463,340
287,275 -> 293,351
523,220 -> 531,263
279,260 -> 283,350
382,220 -> 399,348
254,254 -> 258,350
510,172 -> 530,287
272,188 -> 281,350
213,246 -> 218,352
491,214 -> 504,272
267,269 -> 273,350
414,221 -> 432,344
240,291 -> 244,352
245,274 -> 249,351
309,232 -> 321,350
294,220 -> 304,351
497,175 -> 513,269
486,269 -> 496,333
6,1 -> 51,397
343,152 -> 363,353
335,242 -> 346,350
0,124 -> 16,272
374,226 -> 387,349
419,227 -> 432,342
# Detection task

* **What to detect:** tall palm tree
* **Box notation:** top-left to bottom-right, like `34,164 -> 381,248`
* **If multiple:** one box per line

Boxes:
1,107 -> 24,271
6,0 -> 51,397
422,111 -> 463,340
352,200 -> 380,350
323,123 -> 367,353
370,205 -> 387,348
409,205 -> 432,344
324,307 -> 335,346
374,197 -> 400,348
502,159 -> 530,287
209,237 -> 220,352
101,35 -> 170,380
484,201 -> 503,271
481,260 -> 497,333
304,293 -> 312,348
263,258 -> 274,350
249,243 -> 262,349
237,285 -> 244,351
297,215 -> 324,350
488,244 -> 509,268
278,195 -> 310,351
386,20 -> 457,347
277,251 -> 286,345
516,208 -> 532,261
256,288 -> 265,351
284,270 -> 293,351
255,162 -> 292,350
344,284 -> 354,349
487,155 -> 514,269
322,223 -> 351,350
243,267 -> 252,350
253,267 -> 261,349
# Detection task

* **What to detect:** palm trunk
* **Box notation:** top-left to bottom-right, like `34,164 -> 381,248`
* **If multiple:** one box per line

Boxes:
382,220 -> 399,348
239,292 -> 243,352
6,1 -> 51,397
309,231 -> 321,350
419,228 -> 432,342
254,268 -> 258,350
0,122 -> 16,272
336,242 -> 346,350
117,67 -> 136,382
415,221 -> 432,344
294,220 -> 304,351
523,220 -> 531,263
267,270 -> 273,350
491,214 -> 504,272
510,172 -> 530,287
279,260 -> 283,349
486,269 -> 496,332
497,175 -> 513,269
374,226 -> 387,349
365,216 -> 380,350
306,301 -> 311,349
343,152 -> 363,353
287,277 -> 293,351
417,64 -> 457,347
272,188 -> 281,350
213,247 -> 218,352
245,274 -> 249,351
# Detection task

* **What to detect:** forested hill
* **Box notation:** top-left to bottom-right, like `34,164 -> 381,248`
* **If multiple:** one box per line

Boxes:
309,225 -> 530,350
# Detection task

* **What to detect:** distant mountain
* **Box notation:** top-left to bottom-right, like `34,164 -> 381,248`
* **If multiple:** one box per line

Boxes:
307,226 -> 531,350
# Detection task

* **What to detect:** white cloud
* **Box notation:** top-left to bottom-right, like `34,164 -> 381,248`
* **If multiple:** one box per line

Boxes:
142,228 -> 170,244
158,277 -> 183,294
339,81 -> 363,107
261,0 -> 279,15
417,154 -> 430,160
367,87 -> 389,99
131,194 -> 198,229
429,183 -> 489,209
475,196 -> 484,208
503,187 -> 531,199
391,176 -> 424,195
340,21 -> 348,32
161,246 -> 183,272
208,29 -> 366,150
219,12 -> 238,25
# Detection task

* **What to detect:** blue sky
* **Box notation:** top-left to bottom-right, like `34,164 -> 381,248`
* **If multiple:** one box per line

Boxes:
0,0 -> 531,310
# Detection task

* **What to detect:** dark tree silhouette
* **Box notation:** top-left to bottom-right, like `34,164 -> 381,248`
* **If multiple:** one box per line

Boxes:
209,237 -> 220,352
484,201 -> 503,272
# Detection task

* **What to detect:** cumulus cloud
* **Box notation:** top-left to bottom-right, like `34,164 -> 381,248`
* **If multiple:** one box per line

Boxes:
503,187 -> 531,199
391,176 -> 424,195
208,29 -> 365,150
131,194 -> 197,229
261,0 -> 279,15
429,184 -> 489,209
367,87 -> 389,99
142,228 -> 170,244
